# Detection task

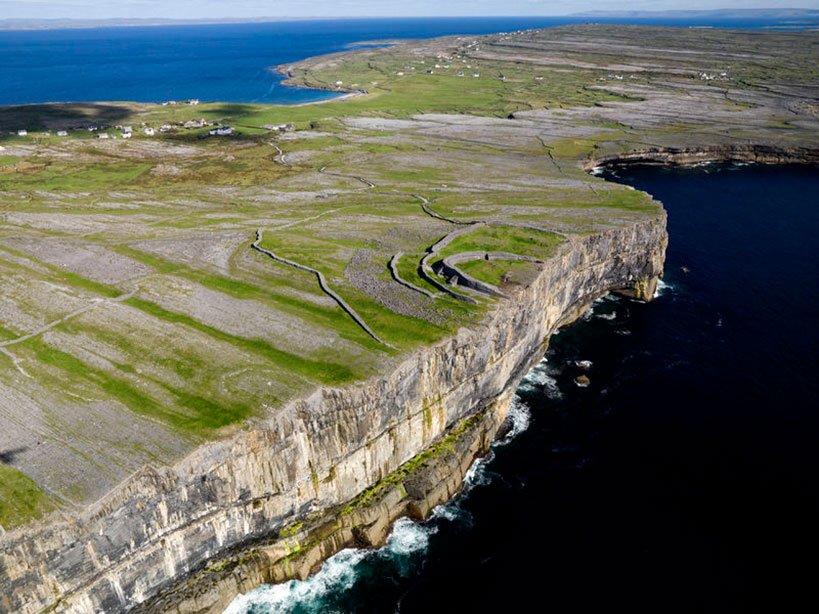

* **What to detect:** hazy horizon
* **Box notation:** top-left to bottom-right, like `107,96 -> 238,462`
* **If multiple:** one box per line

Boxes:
1,1 -> 817,21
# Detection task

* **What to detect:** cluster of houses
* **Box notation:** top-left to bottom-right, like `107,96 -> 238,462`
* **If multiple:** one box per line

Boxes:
13,128 -> 77,138
161,99 -> 200,106
395,55 -> 484,79
11,119 -> 213,140
11,110 -> 296,141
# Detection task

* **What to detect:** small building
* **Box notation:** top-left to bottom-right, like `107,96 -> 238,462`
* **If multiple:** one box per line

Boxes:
17,130 -> 27,136
183,119 -> 207,129
57,130 -> 68,137
121,131 -> 132,139
209,126 -> 234,137
160,124 -> 174,133
188,99 -> 200,105
263,123 -> 295,133
98,133 -> 110,139
144,127 -> 156,136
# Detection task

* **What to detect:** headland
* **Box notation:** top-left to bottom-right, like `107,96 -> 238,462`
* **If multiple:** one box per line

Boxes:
0,23 -> 816,613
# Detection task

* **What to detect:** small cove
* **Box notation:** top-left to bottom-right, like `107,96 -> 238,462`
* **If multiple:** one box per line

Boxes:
1,16 -> 814,106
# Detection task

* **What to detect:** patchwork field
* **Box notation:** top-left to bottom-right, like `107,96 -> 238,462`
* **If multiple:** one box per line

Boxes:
0,25 -> 816,530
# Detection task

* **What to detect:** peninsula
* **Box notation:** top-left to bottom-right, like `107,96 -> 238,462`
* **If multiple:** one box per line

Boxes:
0,24 -> 817,613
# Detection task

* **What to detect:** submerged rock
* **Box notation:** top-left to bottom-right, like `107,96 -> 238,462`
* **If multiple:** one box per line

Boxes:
575,375 -> 591,387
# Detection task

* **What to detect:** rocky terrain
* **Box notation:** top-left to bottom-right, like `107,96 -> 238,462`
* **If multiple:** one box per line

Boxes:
0,24 -> 816,612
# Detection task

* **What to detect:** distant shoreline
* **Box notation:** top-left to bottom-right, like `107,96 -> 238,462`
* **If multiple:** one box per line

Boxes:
1,9 -> 818,31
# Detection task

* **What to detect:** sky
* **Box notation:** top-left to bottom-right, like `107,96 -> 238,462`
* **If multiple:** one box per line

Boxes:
0,0 -> 816,20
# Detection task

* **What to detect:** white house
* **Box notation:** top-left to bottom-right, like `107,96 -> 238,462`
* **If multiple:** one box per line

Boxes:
57,131 -> 68,137
17,130 -> 27,136
263,124 -> 295,133
144,128 -> 156,136
209,126 -> 234,136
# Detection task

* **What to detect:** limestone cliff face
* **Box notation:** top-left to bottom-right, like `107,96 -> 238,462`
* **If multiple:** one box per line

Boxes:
0,216 -> 666,614
587,144 -> 819,169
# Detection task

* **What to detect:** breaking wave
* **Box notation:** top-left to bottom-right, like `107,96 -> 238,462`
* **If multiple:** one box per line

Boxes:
225,396 -> 536,613
499,394 -> 532,444
223,548 -> 368,614
654,279 -> 673,298
519,358 -> 563,399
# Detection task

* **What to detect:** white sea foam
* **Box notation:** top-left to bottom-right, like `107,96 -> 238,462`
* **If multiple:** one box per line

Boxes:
520,365 -> 563,399
464,453 -> 494,490
224,518 -> 435,613
225,387 -> 535,613
431,503 -> 462,522
596,311 -> 617,320
654,279 -> 673,298
498,395 -> 531,445
224,547 -> 368,614
385,517 -> 435,556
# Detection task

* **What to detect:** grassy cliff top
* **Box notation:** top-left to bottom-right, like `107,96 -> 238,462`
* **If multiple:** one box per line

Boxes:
0,25 -> 817,528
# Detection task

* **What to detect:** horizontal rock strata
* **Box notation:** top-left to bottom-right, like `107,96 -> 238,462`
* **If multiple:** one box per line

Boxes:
0,216 -> 666,614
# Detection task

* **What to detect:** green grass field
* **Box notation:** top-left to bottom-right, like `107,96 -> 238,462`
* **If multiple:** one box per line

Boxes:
0,23 -> 812,521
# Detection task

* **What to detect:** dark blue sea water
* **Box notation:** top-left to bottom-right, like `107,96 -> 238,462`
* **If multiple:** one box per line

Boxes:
0,16 -> 815,106
226,163 -> 819,613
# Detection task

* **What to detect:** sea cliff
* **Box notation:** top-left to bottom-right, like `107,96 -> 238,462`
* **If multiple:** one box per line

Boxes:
0,218 -> 666,613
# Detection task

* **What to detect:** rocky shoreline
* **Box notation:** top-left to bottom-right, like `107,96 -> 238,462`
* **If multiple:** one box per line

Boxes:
586,144 -> 819,171
0,217 -> 666,614
2,21 -> 817,613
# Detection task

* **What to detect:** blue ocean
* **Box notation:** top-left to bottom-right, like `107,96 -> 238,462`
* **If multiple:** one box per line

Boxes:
228,163 -> 819,613
0,15 -> 815,106
2,14 -> 818,613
